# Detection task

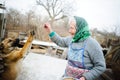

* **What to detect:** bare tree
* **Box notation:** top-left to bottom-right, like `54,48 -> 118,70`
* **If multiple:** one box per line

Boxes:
6,8 -> 25,31
110,25 -> 120,37
25,10 -> 36,31
92,25 -> 120,48
36,0 -> 75,23
6,8 -> 20,28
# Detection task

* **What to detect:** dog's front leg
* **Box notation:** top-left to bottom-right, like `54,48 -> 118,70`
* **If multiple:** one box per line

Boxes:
15,31 -> 35,60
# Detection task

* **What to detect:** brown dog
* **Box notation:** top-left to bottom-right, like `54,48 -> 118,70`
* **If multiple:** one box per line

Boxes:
0,31 -> 34,80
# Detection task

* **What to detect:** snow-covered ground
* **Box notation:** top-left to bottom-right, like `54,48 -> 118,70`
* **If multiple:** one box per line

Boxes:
16,52 -> 67,80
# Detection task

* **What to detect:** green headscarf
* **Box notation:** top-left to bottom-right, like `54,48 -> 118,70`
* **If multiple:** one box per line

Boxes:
72,16 -> 91,42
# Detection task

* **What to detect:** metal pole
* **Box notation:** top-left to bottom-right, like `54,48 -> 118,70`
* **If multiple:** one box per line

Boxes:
0,2 -> 6,42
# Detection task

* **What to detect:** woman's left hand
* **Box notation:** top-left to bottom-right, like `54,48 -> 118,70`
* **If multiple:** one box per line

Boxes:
79,77 -> 85,80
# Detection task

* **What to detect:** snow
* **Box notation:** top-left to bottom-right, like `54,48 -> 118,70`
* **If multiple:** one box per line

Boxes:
32,40 -> 57,47
16,52 -> 67,80
22,39 -> 65,50
22,39 -> 57,47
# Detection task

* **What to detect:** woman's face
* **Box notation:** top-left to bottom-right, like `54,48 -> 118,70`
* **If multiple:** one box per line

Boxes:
69,21 -> 76,36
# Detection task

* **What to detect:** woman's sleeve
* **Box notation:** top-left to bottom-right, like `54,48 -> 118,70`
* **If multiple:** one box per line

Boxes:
49,32 -> 71,47
82,40 -> 106,80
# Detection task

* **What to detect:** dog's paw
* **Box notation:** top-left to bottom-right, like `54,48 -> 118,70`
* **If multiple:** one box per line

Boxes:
30,30 -> 35,36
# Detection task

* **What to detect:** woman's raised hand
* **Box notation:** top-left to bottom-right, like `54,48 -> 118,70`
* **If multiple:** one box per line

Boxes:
44,23 -> 53,34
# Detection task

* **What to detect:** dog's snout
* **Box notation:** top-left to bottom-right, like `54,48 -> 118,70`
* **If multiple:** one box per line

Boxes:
0,43 -> 4,50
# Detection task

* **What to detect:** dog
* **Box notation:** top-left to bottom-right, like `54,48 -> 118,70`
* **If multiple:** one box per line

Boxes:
0,31 -> 34,80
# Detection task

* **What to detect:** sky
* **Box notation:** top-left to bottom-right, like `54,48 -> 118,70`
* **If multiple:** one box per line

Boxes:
1,0 -> 120,31
74,0 -> 120,31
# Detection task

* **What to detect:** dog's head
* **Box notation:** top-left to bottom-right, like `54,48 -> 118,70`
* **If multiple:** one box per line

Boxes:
0,38 -> 20,54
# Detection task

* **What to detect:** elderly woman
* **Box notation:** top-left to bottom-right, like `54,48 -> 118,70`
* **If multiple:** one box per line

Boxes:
44,16 -> 106,80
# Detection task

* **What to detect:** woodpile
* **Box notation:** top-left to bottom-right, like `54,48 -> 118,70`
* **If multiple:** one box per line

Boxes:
101,38 -> 120,80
